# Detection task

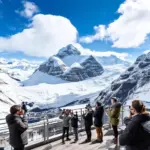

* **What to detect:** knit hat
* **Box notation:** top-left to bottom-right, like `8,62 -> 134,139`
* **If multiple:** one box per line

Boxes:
96,101 -> 101,107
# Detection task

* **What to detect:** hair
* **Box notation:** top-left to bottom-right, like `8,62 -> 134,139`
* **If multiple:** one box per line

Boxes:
96,101 -> 101,107
10,105 -> 21,114
111,97 -> 117,103
132,100 -> 146,113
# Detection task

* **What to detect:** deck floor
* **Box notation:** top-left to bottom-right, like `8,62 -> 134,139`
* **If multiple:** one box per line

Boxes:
33,130 -> 121,150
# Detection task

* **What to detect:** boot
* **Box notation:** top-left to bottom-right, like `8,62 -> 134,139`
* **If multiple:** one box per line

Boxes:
114,138 -> 118,144
66,138 -> 71,141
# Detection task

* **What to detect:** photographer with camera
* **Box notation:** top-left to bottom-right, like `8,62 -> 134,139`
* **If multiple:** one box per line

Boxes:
59,109 -> 71,144
6,105 -> 28,150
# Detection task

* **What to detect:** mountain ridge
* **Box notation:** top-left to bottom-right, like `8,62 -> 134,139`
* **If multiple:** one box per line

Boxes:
96,52 -> 150,104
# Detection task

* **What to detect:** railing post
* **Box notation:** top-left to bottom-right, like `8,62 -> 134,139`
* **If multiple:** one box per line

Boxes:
121,105 -> 124,126
44,121 -> 46,141
47,115 -> 50,140
80,108 -> 83,130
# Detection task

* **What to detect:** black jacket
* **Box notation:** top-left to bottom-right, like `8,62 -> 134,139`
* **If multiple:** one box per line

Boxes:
119,114 -> 150,150
82,111 -> 93,128
6,114 -> 28,148
71,114 -> 78,128
94,106 -> 104,127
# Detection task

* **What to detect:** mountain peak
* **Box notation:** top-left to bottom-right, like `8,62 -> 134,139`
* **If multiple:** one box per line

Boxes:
56,44 -> 81,58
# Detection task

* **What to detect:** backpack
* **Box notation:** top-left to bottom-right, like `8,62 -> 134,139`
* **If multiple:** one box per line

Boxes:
142,120 -> 150,134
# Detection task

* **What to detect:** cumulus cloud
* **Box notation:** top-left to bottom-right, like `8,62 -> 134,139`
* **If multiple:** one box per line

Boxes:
0,14 -> 78,57
144,50 -> 150,54
80,0 -> 150,48
73,43 -> 129,60
16,1 -> 39,18
79,25 -> 107,43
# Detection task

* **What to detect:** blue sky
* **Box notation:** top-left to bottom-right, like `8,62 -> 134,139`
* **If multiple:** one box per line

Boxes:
0,0 -> 150,61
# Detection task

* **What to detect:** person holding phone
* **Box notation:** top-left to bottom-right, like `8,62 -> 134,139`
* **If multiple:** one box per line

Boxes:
6,105 -> 28,150
59,109 -> 71,144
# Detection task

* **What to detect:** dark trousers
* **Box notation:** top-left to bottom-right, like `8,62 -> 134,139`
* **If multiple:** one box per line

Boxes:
62,127 -> 69,141
112,125 -> 118,138
14,146 -> 24,150
85,126 -> 91,141
73,127 -> 78,141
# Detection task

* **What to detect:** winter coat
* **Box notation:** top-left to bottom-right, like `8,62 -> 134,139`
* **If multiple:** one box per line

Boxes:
108,102 -> 122,126
71,114 -> 78,128
119,114 -> 150,150
6,114 -> 28,148
94,106 -> 104,127
82,111 -> 93,129
59,114 -> 71,127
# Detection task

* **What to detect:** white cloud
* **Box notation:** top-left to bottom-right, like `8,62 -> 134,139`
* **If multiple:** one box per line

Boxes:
79,25 -> 107,43
143,50 -> 150,54
0,14 -> 78,57
73,43 -> 129,60
80,0 -> 150,48
16,1 -> 39,18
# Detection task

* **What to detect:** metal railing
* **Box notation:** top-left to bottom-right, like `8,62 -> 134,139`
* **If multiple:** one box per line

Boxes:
0,105 -> 141,149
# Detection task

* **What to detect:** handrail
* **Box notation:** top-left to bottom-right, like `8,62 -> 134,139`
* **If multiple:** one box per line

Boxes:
0,105 -> 149,149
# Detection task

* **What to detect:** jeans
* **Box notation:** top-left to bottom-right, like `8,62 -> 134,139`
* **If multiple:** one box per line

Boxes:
62,127 -> 69,141
112,125 -> 118,138
73,127 -> 78,141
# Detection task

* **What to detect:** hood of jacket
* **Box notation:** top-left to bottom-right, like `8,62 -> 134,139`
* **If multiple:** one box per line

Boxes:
132,113 -> 150,123
111,102 -> 122,109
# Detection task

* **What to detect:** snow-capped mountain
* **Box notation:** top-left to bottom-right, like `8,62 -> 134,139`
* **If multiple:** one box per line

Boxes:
96,52 -> 150,104
24,44 -> 129,85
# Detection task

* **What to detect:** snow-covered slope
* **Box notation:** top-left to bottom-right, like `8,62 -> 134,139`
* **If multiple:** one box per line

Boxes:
126,83 -> 150,106
0,63 -> 126,116
96,52 -> 150,104
0,44 -> 131,117
0,59 -> 40,81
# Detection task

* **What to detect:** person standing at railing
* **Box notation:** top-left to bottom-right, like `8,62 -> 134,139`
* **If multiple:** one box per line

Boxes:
70,111 -> 79,143
6,105 -> 28,150
81,106 -> 93,143
107,97 -> 121,144
119,100 -> 150,150
59,109 -> 71,144
92,101 -> 104,144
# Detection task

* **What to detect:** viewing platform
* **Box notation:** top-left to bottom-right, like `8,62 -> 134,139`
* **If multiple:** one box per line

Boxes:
0,105 -> 146,150
33,126 -> 125,150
